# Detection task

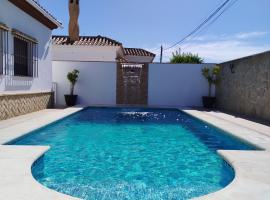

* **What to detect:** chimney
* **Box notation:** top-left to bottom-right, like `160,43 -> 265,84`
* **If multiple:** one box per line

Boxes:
69,0 -> 80,42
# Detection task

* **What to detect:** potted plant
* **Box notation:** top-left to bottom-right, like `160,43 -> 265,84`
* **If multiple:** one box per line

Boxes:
65,69 -> 79,107
201,65 -> 221,109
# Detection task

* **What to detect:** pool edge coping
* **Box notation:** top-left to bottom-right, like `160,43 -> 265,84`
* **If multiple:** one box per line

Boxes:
0,145 -> 80,200
0,106 -> 84,200
0,106 -> 84,145
182,109 -> 270,200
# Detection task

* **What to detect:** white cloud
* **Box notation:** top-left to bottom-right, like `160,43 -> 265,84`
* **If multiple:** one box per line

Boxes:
234,31 -> 269,39
179,41 -> 270,63
147,32 -> 270,63
189,31 -> 269,41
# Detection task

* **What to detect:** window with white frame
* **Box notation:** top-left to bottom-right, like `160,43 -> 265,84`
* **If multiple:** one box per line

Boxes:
12,29 -> 38,77
0,23 -> 9,75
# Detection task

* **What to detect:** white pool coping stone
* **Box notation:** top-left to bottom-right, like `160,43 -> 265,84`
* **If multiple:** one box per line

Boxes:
183,109 -> 270,200
0,145 -> 79,200
0,107 -> 270,199
0,107 -> 83,200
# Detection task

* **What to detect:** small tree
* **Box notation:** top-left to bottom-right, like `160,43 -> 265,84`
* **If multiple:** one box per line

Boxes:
67,69 -> 79,95
202,65 -> 221,97
170,50 -> 203,64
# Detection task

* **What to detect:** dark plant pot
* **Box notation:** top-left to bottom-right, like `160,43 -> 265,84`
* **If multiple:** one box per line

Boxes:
202,96 -> 216,109
64,95 -> 78,107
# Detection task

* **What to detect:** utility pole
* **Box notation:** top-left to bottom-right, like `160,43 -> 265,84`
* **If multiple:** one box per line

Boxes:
160,45 -> 163,63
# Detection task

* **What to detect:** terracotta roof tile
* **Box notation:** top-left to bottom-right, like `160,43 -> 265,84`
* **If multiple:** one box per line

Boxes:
52,35 -> 122,46
124,48 -> 155,57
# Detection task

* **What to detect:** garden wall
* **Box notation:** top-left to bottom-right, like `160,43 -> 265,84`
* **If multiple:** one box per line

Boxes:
52,61 -> 117,106
52,61 -> 213,107
216,51 -> 270,121
148,63 -> 215,107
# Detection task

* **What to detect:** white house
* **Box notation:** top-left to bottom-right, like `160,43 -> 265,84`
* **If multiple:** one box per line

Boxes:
0,0 -> 61,120
52,35 -> 155,63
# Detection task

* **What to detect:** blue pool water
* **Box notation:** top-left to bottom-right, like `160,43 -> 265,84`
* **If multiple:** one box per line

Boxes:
11,107 -> 254,200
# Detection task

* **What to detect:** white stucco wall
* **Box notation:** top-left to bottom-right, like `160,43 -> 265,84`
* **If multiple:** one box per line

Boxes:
0,1 -> 53,94
52,61 -> 117,106
53,62 -> 214,107
52,45 -> 121,62
148,63 -> 215,107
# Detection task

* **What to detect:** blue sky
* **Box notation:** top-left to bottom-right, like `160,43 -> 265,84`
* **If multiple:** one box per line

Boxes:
40,0 -> 270,63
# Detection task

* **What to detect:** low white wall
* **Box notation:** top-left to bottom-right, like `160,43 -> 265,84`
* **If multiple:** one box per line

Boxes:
52,61 -> 117,106
148,63 -> 215,107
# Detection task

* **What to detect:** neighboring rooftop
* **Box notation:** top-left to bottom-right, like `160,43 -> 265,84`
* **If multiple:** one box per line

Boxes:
124,48 -> 156,57
52,35 -> 156,62
52,35 -> 122,46
8,0 -> 62,29
52,35 -> 155,58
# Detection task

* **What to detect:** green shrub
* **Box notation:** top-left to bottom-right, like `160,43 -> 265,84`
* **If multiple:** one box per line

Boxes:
67,69 -> 79,95
202,65 -> 221,97
170,51 -> 203,64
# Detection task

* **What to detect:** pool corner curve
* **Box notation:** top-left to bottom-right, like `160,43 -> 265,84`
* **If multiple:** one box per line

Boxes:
0,145 -> 80,200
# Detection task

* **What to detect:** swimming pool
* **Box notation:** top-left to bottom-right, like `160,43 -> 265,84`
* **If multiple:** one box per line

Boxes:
11,107 -> 254,200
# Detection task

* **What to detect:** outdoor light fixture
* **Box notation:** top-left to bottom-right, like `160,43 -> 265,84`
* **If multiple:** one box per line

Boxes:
230,64 -> 235,74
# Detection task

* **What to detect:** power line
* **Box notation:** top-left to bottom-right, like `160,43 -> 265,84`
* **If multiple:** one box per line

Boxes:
181,0 -> 239,51
149,0 -> 239,62
149,1 -> 230,53
163,0 -> 232,51
163,0 -> 231,51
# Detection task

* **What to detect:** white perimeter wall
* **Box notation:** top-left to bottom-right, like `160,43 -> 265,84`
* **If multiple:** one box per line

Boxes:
0,1 -> 53,94
52,61 -> 117,106
53,61 -> 215,107
52,46 -> 121,62
148,63 -> 215,107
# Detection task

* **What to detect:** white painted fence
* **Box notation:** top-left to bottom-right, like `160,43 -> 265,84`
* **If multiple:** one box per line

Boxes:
52,61 -> 214,107
52,61 -> 117,106
148,63 -> 215,107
